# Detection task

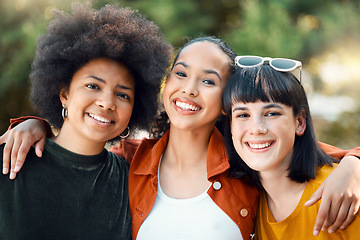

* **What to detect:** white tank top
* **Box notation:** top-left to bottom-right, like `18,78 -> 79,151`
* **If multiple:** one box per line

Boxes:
136,180 -> 243,240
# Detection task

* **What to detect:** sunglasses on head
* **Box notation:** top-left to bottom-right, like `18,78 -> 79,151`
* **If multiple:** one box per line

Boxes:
235,55 -> 302,82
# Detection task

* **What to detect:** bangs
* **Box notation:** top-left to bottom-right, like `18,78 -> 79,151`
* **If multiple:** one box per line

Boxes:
223,65 -> 301,115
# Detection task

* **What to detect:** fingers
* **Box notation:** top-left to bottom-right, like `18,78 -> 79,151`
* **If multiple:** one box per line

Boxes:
329,194 -> 360,232
2,132 -> 14,175
305,184 -> 323,207
321,199 -> 341,233
9,135 -> 38,180
34,137 -> 45,158
313,197 -> 331,236
314,193 -> 360,235
338,202 -> 358,230
327,198 -> 352,234
0,131 -> 8,145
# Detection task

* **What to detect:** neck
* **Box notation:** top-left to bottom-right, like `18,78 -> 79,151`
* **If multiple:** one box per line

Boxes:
158,124 -> 214,198
164,124 -> 214,168
260,170 -> 307,222
53,126 -> 106,156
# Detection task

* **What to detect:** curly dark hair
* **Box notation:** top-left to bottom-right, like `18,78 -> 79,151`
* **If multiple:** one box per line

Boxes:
30,2 -> 173,132
150,36 -> 236,138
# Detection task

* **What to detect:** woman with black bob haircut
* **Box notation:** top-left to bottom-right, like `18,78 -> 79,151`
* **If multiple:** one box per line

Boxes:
31,1 -> 172,132
0,2 -> 172,239
223,63 -> 334,187
223,63 -> 360,238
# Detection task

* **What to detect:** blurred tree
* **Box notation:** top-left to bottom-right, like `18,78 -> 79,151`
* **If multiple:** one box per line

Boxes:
317,107 -> 360,149
0,0 -> 359,148
0,0 -> 49,133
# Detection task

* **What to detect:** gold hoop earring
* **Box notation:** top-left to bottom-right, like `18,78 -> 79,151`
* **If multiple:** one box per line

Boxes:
119,127 -> 130,139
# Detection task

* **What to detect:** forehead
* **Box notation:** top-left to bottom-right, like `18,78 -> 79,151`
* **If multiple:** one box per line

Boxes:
73,58 -> 135,88
176,42 -> 231,79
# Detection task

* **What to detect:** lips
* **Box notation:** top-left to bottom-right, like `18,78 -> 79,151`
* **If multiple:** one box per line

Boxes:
88,113 -> 113,124
174,99 -> 201,112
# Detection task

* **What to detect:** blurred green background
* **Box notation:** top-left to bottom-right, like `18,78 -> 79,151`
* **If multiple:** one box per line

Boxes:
1,0 -> 359,148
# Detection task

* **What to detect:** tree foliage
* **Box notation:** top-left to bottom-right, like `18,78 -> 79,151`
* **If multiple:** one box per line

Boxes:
1,0 -> 359,148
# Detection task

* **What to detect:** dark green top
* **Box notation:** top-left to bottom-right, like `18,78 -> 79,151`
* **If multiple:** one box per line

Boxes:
0,139 -> 131,240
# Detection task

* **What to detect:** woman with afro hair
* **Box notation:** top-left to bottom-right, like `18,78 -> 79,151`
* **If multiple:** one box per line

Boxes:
0,2 -> 171,240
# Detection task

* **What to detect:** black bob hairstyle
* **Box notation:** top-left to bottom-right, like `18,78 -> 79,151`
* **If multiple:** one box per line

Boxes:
150,36 -> 237,138
30,2 -> 173,132
222,64 -> 334,188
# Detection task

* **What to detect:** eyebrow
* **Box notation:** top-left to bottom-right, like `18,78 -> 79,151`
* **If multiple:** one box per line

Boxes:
86,75 -> 133,90
174,61 -> 222,81
232,103 -> 284,113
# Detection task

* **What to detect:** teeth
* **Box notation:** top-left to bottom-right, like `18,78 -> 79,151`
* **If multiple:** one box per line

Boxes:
248,142 -> 271,149
175,101 -> 200,111
88,113 -> 112,123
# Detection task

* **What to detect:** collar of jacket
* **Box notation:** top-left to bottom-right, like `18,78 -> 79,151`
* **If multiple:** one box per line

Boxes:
132,127 -> 230,179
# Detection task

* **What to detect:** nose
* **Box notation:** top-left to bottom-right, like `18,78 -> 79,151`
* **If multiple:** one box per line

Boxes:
249,116 -> 267,135
182,79 -> 199,97
96,91 -> 116,111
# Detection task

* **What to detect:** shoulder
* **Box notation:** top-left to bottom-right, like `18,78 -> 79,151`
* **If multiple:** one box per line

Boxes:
106,150 -> 130,170
130,138 -> 161,166
309,164 -> 336,187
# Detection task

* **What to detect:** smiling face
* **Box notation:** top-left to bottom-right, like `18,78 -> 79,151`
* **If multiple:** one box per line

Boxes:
58,58 -> 135,153
231,100 -> 305,176
163,41 -> 231,132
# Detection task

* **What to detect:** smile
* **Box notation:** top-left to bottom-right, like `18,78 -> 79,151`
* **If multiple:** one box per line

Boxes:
247,141 -> 273,150
88,113 -> 113,123
175,100 -> 201,111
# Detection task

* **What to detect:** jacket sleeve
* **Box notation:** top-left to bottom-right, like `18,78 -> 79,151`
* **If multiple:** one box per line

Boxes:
9,116 -> 54,138
319,141 -> 360,160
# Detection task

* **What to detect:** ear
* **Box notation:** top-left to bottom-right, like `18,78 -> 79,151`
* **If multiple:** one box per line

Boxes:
59,87 -> 69,107
295,109 -> 306,136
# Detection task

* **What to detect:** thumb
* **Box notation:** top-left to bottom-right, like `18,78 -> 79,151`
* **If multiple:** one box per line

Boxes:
34,138 -> 46,157
305,182 -> 324,207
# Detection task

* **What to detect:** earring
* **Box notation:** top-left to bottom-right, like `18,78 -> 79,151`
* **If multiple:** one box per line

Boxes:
296,128 -> 303,136
119,127 -> 130,139
62,105 -> 68,120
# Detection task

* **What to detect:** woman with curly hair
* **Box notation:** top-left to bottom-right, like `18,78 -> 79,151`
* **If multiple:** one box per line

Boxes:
0,2 -> 171,240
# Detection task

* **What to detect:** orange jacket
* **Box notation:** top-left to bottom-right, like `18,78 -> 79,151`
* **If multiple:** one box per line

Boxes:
126,128 -> 260,240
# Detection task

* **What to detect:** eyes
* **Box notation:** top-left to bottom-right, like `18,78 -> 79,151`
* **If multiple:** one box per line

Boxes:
174,71 -> 216,86
86,83 -> 100,90
85,83 -> 131,100
235,110 -> 282,119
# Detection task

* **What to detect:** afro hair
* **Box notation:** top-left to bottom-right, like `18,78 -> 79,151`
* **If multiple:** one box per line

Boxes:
30,2 -> 173,132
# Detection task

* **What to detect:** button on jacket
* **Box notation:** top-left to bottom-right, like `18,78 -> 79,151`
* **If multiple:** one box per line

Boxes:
127,128 -> 260,240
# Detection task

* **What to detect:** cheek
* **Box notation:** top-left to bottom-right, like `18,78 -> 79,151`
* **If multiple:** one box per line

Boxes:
116,102 -> 134,123
230,121 -> 248,146
123,104 -> 134,119
162,80 -> 172,99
